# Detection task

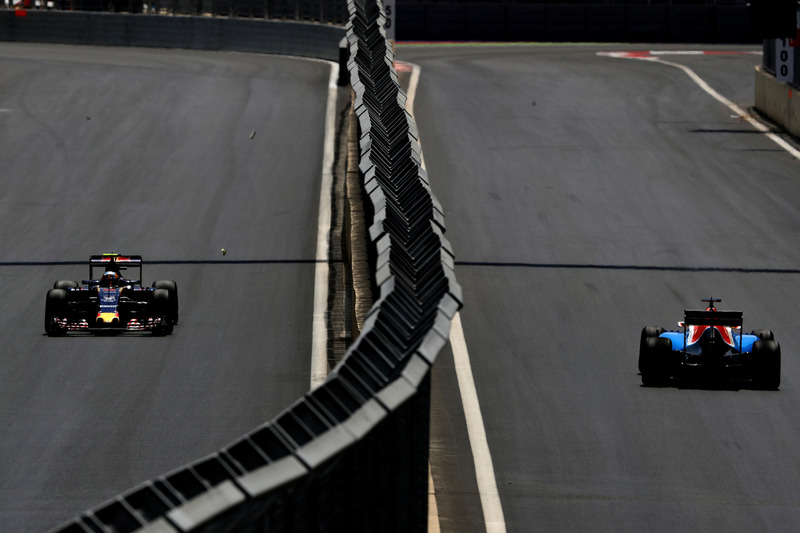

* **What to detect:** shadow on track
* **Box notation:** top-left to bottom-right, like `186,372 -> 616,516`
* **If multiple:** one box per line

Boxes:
456,261 -> 800,275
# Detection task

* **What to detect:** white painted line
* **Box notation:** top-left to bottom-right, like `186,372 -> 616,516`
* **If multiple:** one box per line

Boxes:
310,62 -> 338,390
428,465 -> 440,533
403,59 -> 506,533
599,52 -> 800,162
651,50 -> 759,56
449,313 -> 507,533
650,50 -> 704,55
406,61 -> 421,133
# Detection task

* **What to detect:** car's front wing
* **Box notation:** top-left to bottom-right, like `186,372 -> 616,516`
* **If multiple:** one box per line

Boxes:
53,317 -> 167,333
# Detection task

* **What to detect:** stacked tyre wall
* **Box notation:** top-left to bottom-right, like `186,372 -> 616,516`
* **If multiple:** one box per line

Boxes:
32,0 -> 462,530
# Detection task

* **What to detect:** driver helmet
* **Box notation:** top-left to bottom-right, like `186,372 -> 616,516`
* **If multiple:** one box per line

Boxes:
100,271 -> 120,287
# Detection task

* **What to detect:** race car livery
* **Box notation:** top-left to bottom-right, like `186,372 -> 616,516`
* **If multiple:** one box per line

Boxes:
44,254 -> 178,336
639,298 -> 780,389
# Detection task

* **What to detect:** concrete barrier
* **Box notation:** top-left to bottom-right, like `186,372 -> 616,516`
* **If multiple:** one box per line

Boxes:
755,65 -> 800,139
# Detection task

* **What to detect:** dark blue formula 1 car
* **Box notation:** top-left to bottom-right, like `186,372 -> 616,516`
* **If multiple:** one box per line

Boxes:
639,298 -> 780,389
44,254 -> 178,336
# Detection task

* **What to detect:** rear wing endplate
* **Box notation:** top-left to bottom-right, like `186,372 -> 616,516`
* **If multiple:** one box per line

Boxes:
683,309 -> 743,328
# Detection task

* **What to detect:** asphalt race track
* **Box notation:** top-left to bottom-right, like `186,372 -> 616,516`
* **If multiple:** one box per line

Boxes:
4,40 -> 800,533
0,44 -> 330,531
397,44 -> 800,532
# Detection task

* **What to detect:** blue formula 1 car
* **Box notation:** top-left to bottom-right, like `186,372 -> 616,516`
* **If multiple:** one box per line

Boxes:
639,298 -> 780,389
44,254 -> 178,336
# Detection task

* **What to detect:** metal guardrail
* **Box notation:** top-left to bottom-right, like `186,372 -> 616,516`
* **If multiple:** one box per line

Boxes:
50,0 -> 462,531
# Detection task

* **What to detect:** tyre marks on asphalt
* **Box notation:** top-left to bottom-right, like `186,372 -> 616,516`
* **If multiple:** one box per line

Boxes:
599,50 -> 800,162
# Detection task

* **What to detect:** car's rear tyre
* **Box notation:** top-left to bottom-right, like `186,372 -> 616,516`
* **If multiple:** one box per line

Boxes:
152,288 -> 174,336
752,339 -> 780,390
640,336 -> 672,386
152,280 -> 179,324
53,280 -> 78,290
642,326 -> 665,340
751,329 -> 774,341
639,326 -> 665,373
45,288 -> 68,336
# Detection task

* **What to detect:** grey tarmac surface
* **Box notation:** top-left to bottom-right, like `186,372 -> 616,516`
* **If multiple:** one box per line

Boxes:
0,44 -> 330,532
397,43 -> 800,532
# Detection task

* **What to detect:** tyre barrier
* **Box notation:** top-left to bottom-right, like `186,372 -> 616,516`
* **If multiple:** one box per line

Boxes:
50,0 -> 461,531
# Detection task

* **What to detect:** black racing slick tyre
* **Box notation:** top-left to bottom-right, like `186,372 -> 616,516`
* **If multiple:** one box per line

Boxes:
639,336 -> 672,387
152,280 -> 179,325
642,326 -> 665,338
752,339 -> 780,390
152,288 -> 174,336
53,280 -> 78,290
640,327 -> 665,347
45,288 -> 67,336
639,327 -> 665,373
751,329 -> 774,341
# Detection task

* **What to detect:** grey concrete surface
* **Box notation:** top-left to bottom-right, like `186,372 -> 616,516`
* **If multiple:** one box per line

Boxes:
398,43 -> 800,532
0,43 -> 330,532
755,66 -> 800,139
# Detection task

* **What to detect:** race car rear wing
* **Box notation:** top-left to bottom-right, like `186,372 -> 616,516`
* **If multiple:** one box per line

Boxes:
683,309 -> 743,328
87,254 -> 143,286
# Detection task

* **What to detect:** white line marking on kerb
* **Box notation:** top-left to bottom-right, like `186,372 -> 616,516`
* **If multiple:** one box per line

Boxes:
310,62 -> 338,390
599,52 -> 800,162
403,60 -> 507,533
